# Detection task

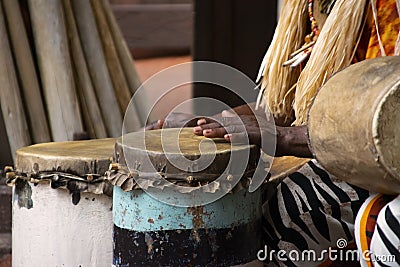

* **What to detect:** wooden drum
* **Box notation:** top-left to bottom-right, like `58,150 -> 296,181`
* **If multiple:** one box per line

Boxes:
108,128 -> 263,266
8,138 -> 115,267
308,56 -> 400,194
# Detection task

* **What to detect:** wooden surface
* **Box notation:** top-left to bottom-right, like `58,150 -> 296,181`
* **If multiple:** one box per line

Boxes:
72,0 -> 122,138
102,0 -> 148,125
0,3 -> 31,159
2,0 -> 51,144
28,0 -> 83,141
268,156 -> 310,181
91,0 -> 132,113
62,0 -> 108,139
91,0 -> 142,132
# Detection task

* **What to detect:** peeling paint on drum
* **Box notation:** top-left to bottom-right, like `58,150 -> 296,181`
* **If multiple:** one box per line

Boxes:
113,187 -> 263,267
12,182 -> 113,267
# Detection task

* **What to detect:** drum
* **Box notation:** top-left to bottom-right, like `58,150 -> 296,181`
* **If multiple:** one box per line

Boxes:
8,138 -> 115,267
308,56 -> 400,194
108,128 -> 263,266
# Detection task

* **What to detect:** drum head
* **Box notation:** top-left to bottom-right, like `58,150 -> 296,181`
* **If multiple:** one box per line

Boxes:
16,138 -> 116,176
117,128 -> 260,181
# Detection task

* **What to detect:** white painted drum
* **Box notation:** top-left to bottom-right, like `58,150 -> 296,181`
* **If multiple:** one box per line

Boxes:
9,138 -> 115,267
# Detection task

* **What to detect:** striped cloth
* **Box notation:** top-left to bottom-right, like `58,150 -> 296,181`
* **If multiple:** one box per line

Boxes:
262,160 -> 369,266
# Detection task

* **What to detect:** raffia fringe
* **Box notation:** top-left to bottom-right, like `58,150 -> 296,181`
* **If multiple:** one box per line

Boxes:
257,0 -> 370,125
293,0 -> 368,125
257,0 -> 308,123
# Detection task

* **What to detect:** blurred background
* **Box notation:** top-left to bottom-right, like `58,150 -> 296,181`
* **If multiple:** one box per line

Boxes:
0,0 -> 279,265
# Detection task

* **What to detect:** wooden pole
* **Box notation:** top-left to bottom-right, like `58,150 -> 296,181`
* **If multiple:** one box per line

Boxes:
2,0 -> 51,144
71,0 -> 122,137
0,2 -> 31,159
90,0 -> 130,112
28,0 -> 83,141
100,0 -> 152,125
62,0 -> 108,139
91,0 -> 141,132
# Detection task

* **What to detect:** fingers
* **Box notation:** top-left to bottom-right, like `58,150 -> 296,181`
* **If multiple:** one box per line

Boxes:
193,116 -> 245,137
145,119 -> 164,130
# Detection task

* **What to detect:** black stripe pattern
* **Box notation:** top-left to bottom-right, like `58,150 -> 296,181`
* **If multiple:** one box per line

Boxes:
262,160 -> 370,266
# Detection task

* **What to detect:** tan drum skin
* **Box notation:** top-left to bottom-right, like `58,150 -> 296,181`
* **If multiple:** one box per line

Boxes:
308,56 -> 400,194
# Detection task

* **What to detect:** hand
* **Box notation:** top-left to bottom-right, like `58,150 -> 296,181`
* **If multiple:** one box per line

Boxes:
193,110 -> 278,156
145,112 -> 199,130
193,109 -> 313,158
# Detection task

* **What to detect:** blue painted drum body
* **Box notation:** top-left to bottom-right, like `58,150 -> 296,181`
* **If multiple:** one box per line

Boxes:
109,129 -> 263,266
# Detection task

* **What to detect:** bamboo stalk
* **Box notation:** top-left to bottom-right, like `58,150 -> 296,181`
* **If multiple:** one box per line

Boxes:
91,0 -> 141,132
28,0 -> 83,141
100,0 -> 152,125
71,0 -> 122,137
90,0 -> 130,112
2,0 -> 51,144
62,0 -> 108,139
0,2 -> 31,159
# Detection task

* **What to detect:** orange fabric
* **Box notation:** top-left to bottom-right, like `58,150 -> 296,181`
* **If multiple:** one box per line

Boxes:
366,0 -> 400,58
359,194 -> 383,267
317,242 -> 359,267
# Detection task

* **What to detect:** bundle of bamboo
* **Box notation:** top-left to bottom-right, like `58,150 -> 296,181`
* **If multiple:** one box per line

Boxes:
0,0 -> 144,160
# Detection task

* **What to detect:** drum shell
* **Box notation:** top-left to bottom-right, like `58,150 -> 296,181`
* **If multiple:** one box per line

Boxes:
111,129 -> 263,266
113,186 -> 263,267
12,181 -> 112,267
308,56 -> 400,194
12,138 -> 115,267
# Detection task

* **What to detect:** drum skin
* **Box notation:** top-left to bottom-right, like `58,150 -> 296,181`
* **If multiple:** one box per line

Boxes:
12,138 -> 115,267
112,128 -> 263,266
308,56 -> 400,194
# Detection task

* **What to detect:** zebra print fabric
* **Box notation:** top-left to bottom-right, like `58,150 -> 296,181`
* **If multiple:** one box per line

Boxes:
356,195 -> 400,267
262,159 -> 370,266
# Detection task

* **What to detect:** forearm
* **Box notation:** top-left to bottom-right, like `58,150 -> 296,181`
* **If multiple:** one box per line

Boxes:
276,126 -> 313,158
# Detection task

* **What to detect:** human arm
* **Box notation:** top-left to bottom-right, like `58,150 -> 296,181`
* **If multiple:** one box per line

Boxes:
193,103 -> 313,158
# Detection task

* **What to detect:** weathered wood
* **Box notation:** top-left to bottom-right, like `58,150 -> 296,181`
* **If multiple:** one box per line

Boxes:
28,0 -> 83,141
103,0 -> 152,125
0,106 -> 12,167
62,0 -> 108,139
2,0 -> 51,144
0,3 -> 31,160
71,0 -> 122,137
92,0 -> 131,112
102,0 -> 141,95
91,0 -> 141,131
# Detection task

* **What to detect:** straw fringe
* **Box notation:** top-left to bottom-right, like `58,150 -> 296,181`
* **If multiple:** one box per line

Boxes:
257,0 -> 308,122
293,0 -> 367,125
